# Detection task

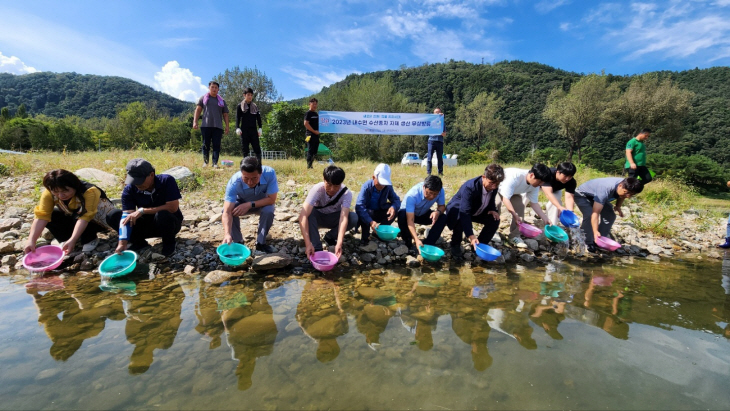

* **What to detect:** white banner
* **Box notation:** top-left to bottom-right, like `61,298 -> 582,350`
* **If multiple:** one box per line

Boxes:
319,111 -> 444,135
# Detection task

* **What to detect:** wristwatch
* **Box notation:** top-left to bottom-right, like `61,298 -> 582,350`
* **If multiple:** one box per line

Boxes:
251,202 -> 256,209
138,207 -> 145,215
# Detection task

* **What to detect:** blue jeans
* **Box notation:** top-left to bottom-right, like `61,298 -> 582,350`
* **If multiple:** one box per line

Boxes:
427,141 -> 443,175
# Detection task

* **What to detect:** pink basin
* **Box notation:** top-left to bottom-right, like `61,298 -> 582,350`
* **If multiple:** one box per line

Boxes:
595,236 -> 621,251
518,223 -> 542,238
22,245 -> 65,272
310,251 -> 338,271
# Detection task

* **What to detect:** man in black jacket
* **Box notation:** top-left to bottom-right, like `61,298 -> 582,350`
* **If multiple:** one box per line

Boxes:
235,87 -> 263,161
431,164 -> 505,259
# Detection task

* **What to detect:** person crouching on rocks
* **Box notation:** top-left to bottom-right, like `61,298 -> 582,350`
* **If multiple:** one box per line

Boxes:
222,156 -> 278,254
397,175 -> 447,254
355,163 -> 401,246
25,169 -> 117,255
718,180 -> 730,249
299,165 -> 358,259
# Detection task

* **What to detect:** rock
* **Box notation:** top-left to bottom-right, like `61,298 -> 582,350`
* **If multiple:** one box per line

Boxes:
357,287 -> 394,301
393,245 -> 409,256
0,241 -> 15,254
184,265 -> 196,274
286,180 -> 296,187
208,213 -> 222,223
150,253 -> 166,261
204,270 -> 242,285
646,255 -> 661,262
520,253 -> 534,262
1,255 -> 17,266
406,255 -> 420,267
647,245 -> 663,255
524,238 -> 539,251
707,251 -> 721,259
4,207 -> 24,218
0,218 -> 22,232
162,166 -> 194,187
191,246 -> 204,256
359,241 -> 378,252
361,253 -> 374,263
252,253 -> 291,271
74,168 -> 119,189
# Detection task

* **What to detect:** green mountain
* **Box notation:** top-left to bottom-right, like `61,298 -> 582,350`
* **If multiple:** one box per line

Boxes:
0,72 -> 193,118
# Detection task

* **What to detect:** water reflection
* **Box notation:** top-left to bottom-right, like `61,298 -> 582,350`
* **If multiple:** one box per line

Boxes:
297,280 -> 348,363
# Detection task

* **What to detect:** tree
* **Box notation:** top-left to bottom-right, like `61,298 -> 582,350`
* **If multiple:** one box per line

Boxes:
16,103 -> 27,119
608,74 -> 693,139
455,91 -> 508,151
543,74 -> 619,160
263,102 -> 307,157
0,107 -> 9,122
213,66 -> 281,119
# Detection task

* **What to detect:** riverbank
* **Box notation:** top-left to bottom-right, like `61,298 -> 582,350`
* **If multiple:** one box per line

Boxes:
0,150 -> 727,277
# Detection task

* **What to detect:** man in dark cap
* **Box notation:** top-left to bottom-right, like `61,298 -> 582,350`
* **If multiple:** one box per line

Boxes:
108,158 -> 183,257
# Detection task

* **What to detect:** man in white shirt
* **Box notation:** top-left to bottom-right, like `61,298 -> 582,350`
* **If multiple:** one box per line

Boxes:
496,164 -> 552,248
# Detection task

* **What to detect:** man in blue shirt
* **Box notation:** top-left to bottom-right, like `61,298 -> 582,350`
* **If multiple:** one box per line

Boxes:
431,164 -> 504,259
222,157 -> 279,253
426,107 -> 447,176
356,164 -> 401,245
397,175 -> 446,253
110,158 -> 183,257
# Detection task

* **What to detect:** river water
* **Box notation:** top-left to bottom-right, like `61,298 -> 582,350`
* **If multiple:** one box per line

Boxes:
1,255 -> 729,410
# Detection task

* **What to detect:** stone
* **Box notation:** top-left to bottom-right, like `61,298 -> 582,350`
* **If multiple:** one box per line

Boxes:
184,265 -> 196,274
357,287 -> 394,301
707,251 -> 721,259
286,180 -> 296,187
361,253 -> 374,263
645,255 -> 661,262
406,255 -> 420,267
74,168 -> 119,189
4,207 -> 24,218
252,253 -> 292,271
359,241 -> 378,252
1,255 -> 17,266
524,238 -> 539,251
208,214 -> 222,223
204,270 -> 242,285
0,241 -> 15,254
150,253 -> 166,261
0,218 -> 22,232
393,245 -> 409,256
162,166 -> 194,187
647,245 -> 663,255
520,253 -> 535,262
191,246 -> 205,256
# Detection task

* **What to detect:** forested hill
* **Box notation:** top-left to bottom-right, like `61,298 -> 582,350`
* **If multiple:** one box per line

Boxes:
306,61 -> 730,168
0,72 -> 193,118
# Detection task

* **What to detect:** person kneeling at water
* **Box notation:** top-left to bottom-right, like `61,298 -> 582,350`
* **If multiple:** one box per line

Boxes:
574,177 -> 643,253
541,162 -> 578,226
430,164 -> 504,259
355,163 -> 401,246
222,156 -> 278,253
108,159 -> 183,257
25,169 -> 117,255
397,175 -> 446,253
299,165 -> 358,259
497,164 -> 553,248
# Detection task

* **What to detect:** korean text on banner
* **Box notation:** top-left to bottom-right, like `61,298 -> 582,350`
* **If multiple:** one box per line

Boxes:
319,111 -> 444,136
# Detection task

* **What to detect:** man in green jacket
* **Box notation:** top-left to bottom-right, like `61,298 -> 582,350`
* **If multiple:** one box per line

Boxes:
625,128 -> 652,185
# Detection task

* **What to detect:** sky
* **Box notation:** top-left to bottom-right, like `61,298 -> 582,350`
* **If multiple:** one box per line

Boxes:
1,0 -> 730,102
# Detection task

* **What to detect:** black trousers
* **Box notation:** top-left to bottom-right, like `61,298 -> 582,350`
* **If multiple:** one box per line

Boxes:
306,136 -> 319,168
625,166 -> 652,184
201,127 -> 223,165
397,209 -> 445,247
360,208 -> 397,241
240,128 -> 262,161
427,141 -> 444,175
46,209 -> 104,244
107,209 -> 182,246
430,207 -> 500,247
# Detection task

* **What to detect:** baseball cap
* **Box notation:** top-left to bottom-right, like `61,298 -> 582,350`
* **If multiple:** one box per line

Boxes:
374,163 -> 392,186
125,158 -> 155,185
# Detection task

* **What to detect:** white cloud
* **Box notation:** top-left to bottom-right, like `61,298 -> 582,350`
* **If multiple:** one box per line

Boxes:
0,51 -> 37,74
559,22 -> 571,31
535,0 -> 570,13
282,64 -> 356,93
153,61 -> 207,102
312,27 -> 375,58
150,37 -> 200,48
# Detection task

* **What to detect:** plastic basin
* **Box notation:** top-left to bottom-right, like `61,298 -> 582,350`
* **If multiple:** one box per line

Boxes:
559,210 -> 580,228
99,251 -> 138,278
518,223 -> 542,238
217,243 -> 251,266
22,245 -> 65,272
310,251 -> 338,271
475,243 -> 501,261
221,160 -> 234,167
419,245 -> 445,262
544,225 -> 569,243
595,236 -> 621,251
374,225 -> 400,241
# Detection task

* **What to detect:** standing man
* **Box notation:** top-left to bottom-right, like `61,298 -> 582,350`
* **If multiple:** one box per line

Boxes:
574,177 -> 643,252
625,128 -> 652,185
304,98 -> 320,169
193,81 -> 230,168
299,165 -> 358,259
355,164 -> 401,245
496,164 -> 553,248
109,159 -> 183,257
431,164 -> 504,259
222,157 -> 278,253
427,107 -> 447,176
235,88 -> 263,161
397,175 -> 447,253
541,162 -> 578,226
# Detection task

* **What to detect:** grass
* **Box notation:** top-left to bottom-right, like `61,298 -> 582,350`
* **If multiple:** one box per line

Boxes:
1,149 -> 727,239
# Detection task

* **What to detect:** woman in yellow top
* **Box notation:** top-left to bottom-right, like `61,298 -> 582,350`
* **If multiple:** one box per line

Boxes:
25,169 -> 116,255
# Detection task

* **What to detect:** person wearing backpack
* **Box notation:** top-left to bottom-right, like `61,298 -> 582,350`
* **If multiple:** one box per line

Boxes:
298,165 -> 358,259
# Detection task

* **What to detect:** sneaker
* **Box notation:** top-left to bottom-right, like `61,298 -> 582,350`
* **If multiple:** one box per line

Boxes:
82,238 -> 100,252
587,244 -> 598,253
161,242 -> 177,257
255,243 -> 275,253
202,163 -> 208,168
450,245 -> 463,259
128,240 -> 150,252
212,164 -> 219,169
511,237 -> 528,249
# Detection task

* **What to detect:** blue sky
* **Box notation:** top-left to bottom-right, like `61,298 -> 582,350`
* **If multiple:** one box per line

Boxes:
1,0 -> 729,102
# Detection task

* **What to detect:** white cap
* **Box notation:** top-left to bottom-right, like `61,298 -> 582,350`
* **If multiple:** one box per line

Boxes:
374,163 -> 392,186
